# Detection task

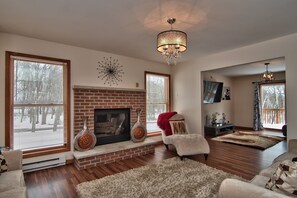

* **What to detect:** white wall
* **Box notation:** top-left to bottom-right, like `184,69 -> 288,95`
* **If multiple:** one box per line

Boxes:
202,72 -> 233,127
232,72 -> 285,128
0,33 -> 170,160
173,33 -> 297,141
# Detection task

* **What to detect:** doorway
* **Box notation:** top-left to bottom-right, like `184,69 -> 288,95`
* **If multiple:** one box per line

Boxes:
260,82 -> 286,129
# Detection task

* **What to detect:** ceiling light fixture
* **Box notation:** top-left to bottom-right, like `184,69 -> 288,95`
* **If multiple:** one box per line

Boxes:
262,63 -> 274,82
157,18 -> 187,65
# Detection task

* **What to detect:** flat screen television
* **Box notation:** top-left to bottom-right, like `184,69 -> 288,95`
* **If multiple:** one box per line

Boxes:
203,80 -> 223,104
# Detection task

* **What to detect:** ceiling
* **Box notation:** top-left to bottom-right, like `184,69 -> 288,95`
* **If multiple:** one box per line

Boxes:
0,0 -> 297,65
206,57 -> 286,77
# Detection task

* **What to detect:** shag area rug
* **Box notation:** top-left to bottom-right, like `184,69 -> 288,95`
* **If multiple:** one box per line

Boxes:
212,131 -> 284,150
76,157 -> 241,198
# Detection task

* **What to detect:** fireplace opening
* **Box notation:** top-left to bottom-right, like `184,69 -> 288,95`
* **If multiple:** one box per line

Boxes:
94,108 -> 131,146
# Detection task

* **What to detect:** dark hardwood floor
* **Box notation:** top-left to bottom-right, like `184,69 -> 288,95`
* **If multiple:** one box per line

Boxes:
24,131 -> 287,198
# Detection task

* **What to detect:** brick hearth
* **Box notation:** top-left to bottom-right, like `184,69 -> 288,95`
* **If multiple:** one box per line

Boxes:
73,139 -> 155,170
73,86 -> 146,135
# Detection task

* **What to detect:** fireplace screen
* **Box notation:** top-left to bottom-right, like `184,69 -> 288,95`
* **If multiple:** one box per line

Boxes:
94,108 -> 131,145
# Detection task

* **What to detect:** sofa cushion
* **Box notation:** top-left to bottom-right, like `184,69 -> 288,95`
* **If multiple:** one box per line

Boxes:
0,170 -> 25,192
0,187 -> 27,198
265,159 -> 297,196
219,178 -> 289,198
250,175 -> 271,187
0,151 -> 8,174
2,150 -> 23,171
260,162 -> 282,177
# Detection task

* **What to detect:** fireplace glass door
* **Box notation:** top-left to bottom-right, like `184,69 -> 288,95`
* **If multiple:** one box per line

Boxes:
94,108 -> 131,145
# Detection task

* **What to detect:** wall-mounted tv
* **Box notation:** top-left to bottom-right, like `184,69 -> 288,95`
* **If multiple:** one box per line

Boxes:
203,80 -> 224,104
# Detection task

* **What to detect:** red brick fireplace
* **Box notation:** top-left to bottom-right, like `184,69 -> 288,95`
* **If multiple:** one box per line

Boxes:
73,86 -> 146,135
73,86 -> 154,170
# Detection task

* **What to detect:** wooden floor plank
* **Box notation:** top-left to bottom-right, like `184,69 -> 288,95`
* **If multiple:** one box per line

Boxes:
24,131 -> 287,198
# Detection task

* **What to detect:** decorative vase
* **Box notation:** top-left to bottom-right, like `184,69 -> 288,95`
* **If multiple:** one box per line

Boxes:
131,108 -> 147,142
73,116 -> 97,151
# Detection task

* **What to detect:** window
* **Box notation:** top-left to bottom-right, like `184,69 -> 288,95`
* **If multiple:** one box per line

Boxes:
5,51 -> 70,158
260,82 -> 286,130
145,72 -> 170,133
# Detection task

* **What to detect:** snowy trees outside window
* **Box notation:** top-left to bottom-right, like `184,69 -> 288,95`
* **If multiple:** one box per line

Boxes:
6,52 -> 70,155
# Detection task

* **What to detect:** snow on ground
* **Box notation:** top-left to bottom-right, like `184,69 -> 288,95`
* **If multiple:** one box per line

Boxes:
14,129 -> 64,150
13,114 -> 64,150
14,113 -> 64,131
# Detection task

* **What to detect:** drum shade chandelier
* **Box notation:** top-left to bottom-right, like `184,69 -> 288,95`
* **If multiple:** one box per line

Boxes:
262,63 -> 274,82
157,18 -> 187,65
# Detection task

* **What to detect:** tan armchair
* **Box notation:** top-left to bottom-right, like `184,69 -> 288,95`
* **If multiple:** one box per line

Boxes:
0,150 -> 27,198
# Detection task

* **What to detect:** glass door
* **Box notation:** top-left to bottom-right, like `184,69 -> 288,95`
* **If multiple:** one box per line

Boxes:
260,83 -> 286,129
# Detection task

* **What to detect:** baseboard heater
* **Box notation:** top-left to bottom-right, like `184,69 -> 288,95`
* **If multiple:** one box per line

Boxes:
22,156 -> 66,173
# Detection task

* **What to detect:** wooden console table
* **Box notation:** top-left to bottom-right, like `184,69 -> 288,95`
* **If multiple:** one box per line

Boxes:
204,124 -> 235,137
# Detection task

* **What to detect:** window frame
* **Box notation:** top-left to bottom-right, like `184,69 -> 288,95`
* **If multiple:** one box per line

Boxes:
5,51 -> 71,158
145,71 -> 171,134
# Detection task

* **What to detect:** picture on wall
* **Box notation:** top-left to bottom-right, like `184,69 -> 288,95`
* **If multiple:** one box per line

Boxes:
222,87 -> 231,100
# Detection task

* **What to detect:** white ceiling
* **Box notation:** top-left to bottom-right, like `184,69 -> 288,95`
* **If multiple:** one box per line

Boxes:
0,0 -> 297,65
206,57 -> 286,77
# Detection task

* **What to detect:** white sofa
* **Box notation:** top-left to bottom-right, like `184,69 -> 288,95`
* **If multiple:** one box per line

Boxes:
219,139 -> 297,198
0,150 -> 27,198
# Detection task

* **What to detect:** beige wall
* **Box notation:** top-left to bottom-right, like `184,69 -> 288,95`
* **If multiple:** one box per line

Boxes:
172,33 -> 297,141
202,72 -> 233,126
0,33 -> 170,161
232,72 -> 285,128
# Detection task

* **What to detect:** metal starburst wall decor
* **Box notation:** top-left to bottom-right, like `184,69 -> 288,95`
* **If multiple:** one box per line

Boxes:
97,57 -> 124,86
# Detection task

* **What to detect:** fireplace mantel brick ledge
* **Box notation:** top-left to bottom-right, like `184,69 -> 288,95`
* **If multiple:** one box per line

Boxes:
73,85 -> 145,92
73,139 -> 156,170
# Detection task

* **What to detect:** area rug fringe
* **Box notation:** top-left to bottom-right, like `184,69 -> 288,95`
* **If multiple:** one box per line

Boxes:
76,157 -> 242,198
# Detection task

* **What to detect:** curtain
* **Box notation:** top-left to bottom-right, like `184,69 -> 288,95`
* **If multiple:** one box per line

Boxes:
253,82 -> 264,131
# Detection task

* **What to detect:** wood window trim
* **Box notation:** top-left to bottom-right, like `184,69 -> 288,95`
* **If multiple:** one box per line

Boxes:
5,51 -> 71,158
147,131 -> 161,137
145,71 -> 171,133
253,80 -> 286,85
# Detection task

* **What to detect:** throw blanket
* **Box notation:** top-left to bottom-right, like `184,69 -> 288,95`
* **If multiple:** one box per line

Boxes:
157,112 -> 177,136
